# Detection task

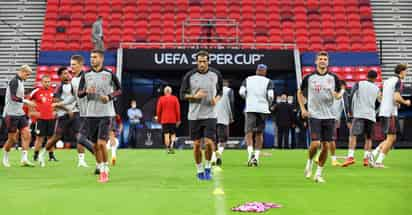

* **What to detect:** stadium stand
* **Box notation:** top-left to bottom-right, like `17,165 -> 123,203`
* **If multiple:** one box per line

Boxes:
0,0 -> 45,88
371,0 -> 412,83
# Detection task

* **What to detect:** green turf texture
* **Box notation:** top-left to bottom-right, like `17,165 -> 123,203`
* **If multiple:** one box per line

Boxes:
1,149 -> 411,215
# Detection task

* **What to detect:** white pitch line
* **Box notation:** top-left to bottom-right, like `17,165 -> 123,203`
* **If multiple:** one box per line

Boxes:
213,167 -> 227,215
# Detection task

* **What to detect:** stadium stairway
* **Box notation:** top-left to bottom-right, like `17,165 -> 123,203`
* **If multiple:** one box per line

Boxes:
0,0 -> 45,89
370,0 -> 412,86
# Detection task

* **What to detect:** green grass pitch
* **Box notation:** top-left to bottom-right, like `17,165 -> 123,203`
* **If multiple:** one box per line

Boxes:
1,149 -> 411,215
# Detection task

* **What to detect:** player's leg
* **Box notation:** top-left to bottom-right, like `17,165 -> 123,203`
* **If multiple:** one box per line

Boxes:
163,132 -> 171,152
305,118 -> 321,178
203,119 -> 217,179
245,113 -> 255,165
18,117 -> 34,166
33,136 -> 44,161
253,114 -> 266,165
108,130 -> 119,165
254,131 -> 263,166
96,117 -> 112,182
216,124 -> 227,166
2,132 -> 17,167
39,117 -> 65,166
372,116 -> 396,167
170,132 -> 176,151
190,120 -> 204,179
313,119 -> 334,183
342,119 -> 360,167
330,120 -> 341,166
362,120 -> 374,166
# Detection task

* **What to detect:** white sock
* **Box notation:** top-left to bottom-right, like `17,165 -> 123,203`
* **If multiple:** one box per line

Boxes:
247,146 -> 254,160
78,153 -> 85,162
315,165 -> 323,177
196,163 -> 203,173
376,152 -> 386,164
363,151 -> 369,159
372,146 -> 381,157
211,152 -> 217,162
331,155 -> 337,161
112,139 -> 119,158
205,160 -> 211,169
348,149 -> 355,158
98,162 -> 104,172
104,162 -> 109,173
3,150 -> 9,161
255,150 -> 260,161
305,159 -> 313,170
22,150 -> 28,161
218,146 -> 224,154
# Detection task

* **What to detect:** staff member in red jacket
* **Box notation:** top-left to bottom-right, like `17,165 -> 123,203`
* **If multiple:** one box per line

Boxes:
29,75 -> 58,161
156,86 -> 181,154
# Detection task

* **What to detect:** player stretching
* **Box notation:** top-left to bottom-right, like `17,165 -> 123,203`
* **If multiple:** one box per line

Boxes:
78,50 -> 121,182
369,64 -> 410,168
298,52 -> 344,183
342,70 -> 380,167
180,50 -> 223,180
2,65 -> 36,167
239,64 -> 274,167
212,80 -> 234,166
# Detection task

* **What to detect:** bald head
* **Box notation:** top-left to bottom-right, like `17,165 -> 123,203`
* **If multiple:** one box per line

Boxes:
164,86 -> 172,95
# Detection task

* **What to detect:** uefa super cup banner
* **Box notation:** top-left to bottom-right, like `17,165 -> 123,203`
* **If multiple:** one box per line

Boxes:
123,48 -> 295,72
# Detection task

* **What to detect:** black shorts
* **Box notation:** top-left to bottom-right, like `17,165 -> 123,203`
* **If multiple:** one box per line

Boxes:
86,117 -> 113,142
309,118 -> 335,142
189,119 -> 216,141
55,114 -> 81,136
351,118 -> 374,138
216,124 -> 229,143
4,115 -> 29,133
36,119 -> 56,137
162,123 -> 176,134
381,116 -> 398,135
245,112 -> 268,133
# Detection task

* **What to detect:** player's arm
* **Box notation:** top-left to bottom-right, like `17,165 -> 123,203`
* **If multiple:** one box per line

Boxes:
239,79 -> 247,99
332,78 -> 345,100
77,74 -> 87,98
267,80 -> 274,103
297,75 -> 309,118
180,71 -> 204,102
211,70 -> 223,105
229,89 -> 235,122
394,80 -> 411,106
348,82 -> 359,116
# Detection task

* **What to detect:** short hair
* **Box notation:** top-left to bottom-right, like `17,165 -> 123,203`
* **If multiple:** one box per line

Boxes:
316,51 -> 329,59
20,64 -> 32,73
394,63 -> 408,74
340,80 -> 347,87
41,75 -> 51,80
367,70 -> 378,79
164,86 -> 172,93
280,92 -> 288,97
56,67 -> 68,76
71,55 -> 84,64
196,50 -> 209,60
91,49 -> 104,57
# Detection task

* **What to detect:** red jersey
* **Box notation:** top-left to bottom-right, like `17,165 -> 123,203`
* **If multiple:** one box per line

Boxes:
29,87 -> 55,120
156,95 -> 181,124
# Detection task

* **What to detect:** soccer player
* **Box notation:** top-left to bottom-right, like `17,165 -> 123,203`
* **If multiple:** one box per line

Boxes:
298,51 -> 344,183
342,70 -> 381,167
212,80 -> 234,166
156,86 -> 181,154
29,75 -> 58,162
239,64 -> 274,167
78,50 -> 122,182
38,67 -> 76,167
107,114 -> 122,165
369,64 -> 410,168
70,54 -> 96,167
180,50 -> 223,180
2,64 -> 36,167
